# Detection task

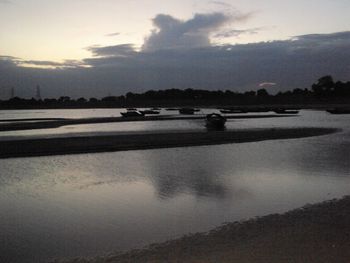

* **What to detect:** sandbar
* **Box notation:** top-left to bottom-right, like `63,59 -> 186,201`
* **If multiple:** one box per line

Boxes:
0,127 -> 338,158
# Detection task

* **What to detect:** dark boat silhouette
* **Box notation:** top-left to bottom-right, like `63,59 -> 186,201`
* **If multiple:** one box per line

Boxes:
205,113 -> 226,129
220,109 -> 247,114
273,109 -> 299,114
139,110 -> 160,115
179,108 -> 195,114
326,108 -> 350,114
120,111 -> 145,117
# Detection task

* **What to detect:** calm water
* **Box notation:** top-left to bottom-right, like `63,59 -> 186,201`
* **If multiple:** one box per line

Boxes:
0,109 -> 350,262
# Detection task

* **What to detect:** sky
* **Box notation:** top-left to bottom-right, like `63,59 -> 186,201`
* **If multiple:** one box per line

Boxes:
0,0 -> 350,98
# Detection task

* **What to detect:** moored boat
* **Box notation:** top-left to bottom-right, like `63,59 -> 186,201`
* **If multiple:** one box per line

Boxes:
139,110 -> 160,115
179,108 -> 195,114
220,109 -> 247,114
120,111 -> 145,117
326,108 -> 350,114
273,109 -> 299,114
205,113 -> 226,129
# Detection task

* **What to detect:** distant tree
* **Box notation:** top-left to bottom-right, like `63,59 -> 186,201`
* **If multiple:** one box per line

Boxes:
257,88 -> 269,97
101,96 -> 118,102
58,96 -> 71,103
312,75 -> 334,96
89,97 -> 98,103
77,97 -> 87,103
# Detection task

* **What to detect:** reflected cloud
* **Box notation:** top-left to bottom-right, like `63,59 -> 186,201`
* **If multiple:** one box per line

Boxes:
143,148 -> 250,200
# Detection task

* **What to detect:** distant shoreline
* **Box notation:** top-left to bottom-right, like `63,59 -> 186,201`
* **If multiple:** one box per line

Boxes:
56,195 -> 350,263
0,128 -> 338,159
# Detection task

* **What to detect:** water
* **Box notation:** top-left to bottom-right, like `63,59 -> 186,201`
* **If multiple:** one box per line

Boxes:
0,109 -> 350,262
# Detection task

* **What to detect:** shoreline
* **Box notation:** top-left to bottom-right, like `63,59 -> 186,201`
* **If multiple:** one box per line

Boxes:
0,127 -> 338,159
54,195 -> 350,263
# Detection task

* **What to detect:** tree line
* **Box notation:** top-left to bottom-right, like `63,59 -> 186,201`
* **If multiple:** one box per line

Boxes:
1,75 -> 349,109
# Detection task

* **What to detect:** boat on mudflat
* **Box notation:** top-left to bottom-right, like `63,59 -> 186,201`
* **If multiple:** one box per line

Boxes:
205,113 -> 226,129
273,109 -> 299,114
120,111 -> 145,117
179,108 -> 195,114
139,110 -> 160,115
220,109 -> 247,114
326,108 -> 350,114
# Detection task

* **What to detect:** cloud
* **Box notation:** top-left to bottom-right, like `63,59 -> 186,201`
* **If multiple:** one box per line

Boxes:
142,12 -> 236,51
295,31 -> 350,42
1,31 -> 350,99
0,0 -> 11,4
105,32 -> 120,37
87,44 -> 136,57
259,82 -> 277,87
209,1 -> 232,8
214,27 -> 262,38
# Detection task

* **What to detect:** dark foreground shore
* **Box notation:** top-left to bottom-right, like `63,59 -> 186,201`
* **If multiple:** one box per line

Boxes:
0,127 -> 338,158
53,195 -> 350,263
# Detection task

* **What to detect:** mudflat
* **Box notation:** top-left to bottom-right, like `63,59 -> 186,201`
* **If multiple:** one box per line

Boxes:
0,127 -> 338,158
54,195 -> 350,263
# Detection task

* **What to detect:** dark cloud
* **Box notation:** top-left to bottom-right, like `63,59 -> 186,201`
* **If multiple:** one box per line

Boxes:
214,27 -> 262,38
0,56 -> 20,68
87,44 -> 136,57
0,0 -> 11,4
296,31 -> 350,42
1,27 -> 350,99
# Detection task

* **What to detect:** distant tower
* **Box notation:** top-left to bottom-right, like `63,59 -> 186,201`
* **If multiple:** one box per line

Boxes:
36,85 -> 42,100
10,86 -> 15,98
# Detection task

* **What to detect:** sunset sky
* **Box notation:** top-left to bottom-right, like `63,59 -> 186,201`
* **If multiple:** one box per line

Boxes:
0,0 -> 349,98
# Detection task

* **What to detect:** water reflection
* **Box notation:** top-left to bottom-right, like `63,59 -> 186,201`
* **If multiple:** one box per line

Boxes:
1,110 -> 350,262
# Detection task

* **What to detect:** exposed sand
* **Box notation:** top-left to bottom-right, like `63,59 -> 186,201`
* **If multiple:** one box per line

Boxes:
0,127 -> 338,158
52,195 -> 350,263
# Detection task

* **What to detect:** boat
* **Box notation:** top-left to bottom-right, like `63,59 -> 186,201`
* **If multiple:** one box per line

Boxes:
120,111 -> 145,117
326,108 -> 350,114
205,113 -> 226,129
220,109 -> 247,114
273,109 -> 299,114
139,110 -> 160,115
247,107 -> 270,113
179,108 -> 195,114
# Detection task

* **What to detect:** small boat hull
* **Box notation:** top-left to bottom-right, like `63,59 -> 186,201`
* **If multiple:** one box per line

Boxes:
120,111 -> 145,117
140,110 -> 160,115
179,108 -> 195,114
206,113 -> 226,129
326,108 -> 350,114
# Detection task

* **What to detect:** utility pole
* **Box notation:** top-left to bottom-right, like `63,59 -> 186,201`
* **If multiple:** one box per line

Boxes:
36,85 -> 42,100
10,86 -> 15,98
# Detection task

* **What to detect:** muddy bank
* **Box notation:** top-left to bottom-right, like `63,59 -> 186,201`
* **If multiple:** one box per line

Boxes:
0,127 -> 338,159
53,195 -> 350,263
0,114 -> 294,132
